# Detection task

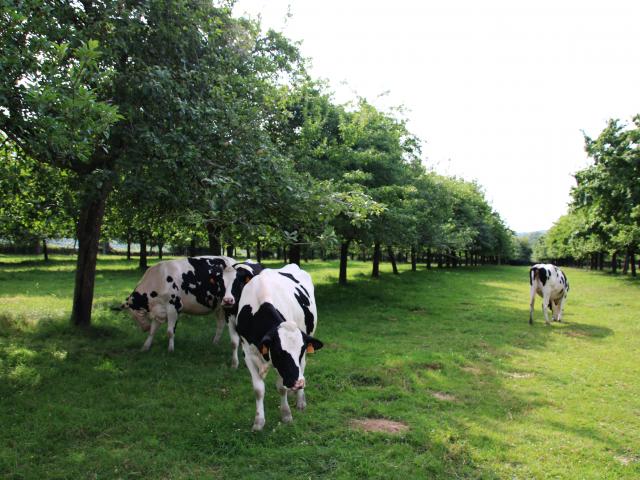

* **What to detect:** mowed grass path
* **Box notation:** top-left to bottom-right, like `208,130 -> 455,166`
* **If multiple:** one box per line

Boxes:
1,255 -> 639,479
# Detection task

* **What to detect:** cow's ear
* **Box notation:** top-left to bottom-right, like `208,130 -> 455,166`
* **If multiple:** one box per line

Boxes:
244,274 -> 252,285
302,333 -> 323,353
259,334 -> 272,360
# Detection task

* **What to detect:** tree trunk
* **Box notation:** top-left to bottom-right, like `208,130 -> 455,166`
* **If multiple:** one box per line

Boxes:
611,251 -> 617,273
139,232 -> 148,270
426,248 -> 432,269
623,251 -> 630,274
387,246 -> 399,274
70,184 -> 110,328
42,238 -> 49,262
437,252 -> 443,268
372,241 -> 381,278
289,244 -> 301,266
411,246 -> 417,272
158,243 -> 164,260
226,244 -> 234,258
256,240 -> 262,263
246,247 -> 251,260
632,250 -> 637,277
189,238 -> 197,257
339,240 -> 350,285
206,223 -> 222,256
126,238 -> 131,260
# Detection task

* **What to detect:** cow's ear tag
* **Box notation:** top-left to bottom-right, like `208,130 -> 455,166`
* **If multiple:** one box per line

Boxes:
245,276 -> 252,285
209,277 -> 216,284
260,345 -> 268,355
306,344 -> 315,354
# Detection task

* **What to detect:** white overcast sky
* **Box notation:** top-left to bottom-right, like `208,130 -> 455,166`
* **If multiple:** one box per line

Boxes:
233,0 -> 640,233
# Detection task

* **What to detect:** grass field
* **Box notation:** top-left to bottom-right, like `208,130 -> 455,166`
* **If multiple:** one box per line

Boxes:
1,255 -> 639,479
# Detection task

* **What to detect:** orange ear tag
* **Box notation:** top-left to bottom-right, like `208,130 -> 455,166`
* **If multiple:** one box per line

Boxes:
245,276 -> 251,285
260,345 -> 269,355
306,344 -> 315,354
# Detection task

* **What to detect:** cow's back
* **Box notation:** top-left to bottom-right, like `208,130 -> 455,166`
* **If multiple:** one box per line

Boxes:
530,263 -> 568,299
241,264 -> 317,335
133,257 -> 234,315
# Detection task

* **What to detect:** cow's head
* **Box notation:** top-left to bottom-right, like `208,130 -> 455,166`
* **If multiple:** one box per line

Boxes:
259,321 -> 323,390
223,261 -> 264,313
122,291 -> 151,331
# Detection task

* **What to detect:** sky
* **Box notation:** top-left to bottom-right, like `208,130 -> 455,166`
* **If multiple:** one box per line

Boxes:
233,0 -> 640,233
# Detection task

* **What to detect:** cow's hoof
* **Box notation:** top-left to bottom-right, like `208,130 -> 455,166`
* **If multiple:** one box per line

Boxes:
296,400 -> 306,411
252,418 -> 265,431
140,345 -> 151,352
212,337 -> 221,345
231,360 -> 239,369
281,413 -> 293,423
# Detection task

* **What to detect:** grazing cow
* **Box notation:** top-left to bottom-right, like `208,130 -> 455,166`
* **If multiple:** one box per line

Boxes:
529,263 -> 569,325
231,263 -> 323,431
123,256 -> 261,355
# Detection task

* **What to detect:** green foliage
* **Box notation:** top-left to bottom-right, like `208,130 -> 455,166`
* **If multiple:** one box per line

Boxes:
541,115 -> 639,267
0,144 -> 76,243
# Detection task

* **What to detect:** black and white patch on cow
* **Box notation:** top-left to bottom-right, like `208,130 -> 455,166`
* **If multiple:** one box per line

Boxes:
529,263 -> 569,325
224,261 -> 265,368
231,263 -> 323,431
122,256 -> 241,353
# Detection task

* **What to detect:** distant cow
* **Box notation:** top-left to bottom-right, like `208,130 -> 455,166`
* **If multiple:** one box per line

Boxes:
529,263 -> 569,325
231,264 -> 323,431
123,256 -> 261,355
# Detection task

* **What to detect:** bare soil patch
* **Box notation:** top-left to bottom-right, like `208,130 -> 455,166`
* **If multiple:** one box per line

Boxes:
615,455 -> 638,465
462,366 -> 482,375
350,418 -> 409,434
504,372 -> 535,379
418,362 -> 442,371
431,391 -> 457,401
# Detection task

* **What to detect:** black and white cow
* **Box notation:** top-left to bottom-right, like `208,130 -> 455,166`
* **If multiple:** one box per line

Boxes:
529,263 -> 569,325
231,263 -> 323,431
123,256 -> 261,357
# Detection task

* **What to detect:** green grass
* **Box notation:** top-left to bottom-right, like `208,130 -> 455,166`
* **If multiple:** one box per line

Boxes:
1,255 -> 639,479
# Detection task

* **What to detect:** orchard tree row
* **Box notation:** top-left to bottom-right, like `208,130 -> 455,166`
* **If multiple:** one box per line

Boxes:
0,0 -> 514,327
534,116 -> 640,276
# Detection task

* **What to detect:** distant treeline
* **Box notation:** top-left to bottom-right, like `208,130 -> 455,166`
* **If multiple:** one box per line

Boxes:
532,117 -> 640,276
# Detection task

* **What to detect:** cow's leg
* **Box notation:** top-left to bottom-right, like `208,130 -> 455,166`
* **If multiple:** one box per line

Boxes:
244,349 -> 266,431
542,292 -> 551,325
551,300 -> 560,321
212,306 -> 225,345
167,307 -> 178,352
228,319 -> 240,369
276,376 -> 293,423
141,318 -> 159,351
558,294 -> 568,322
529,284 -> 536,325
296,356 -> 307,411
